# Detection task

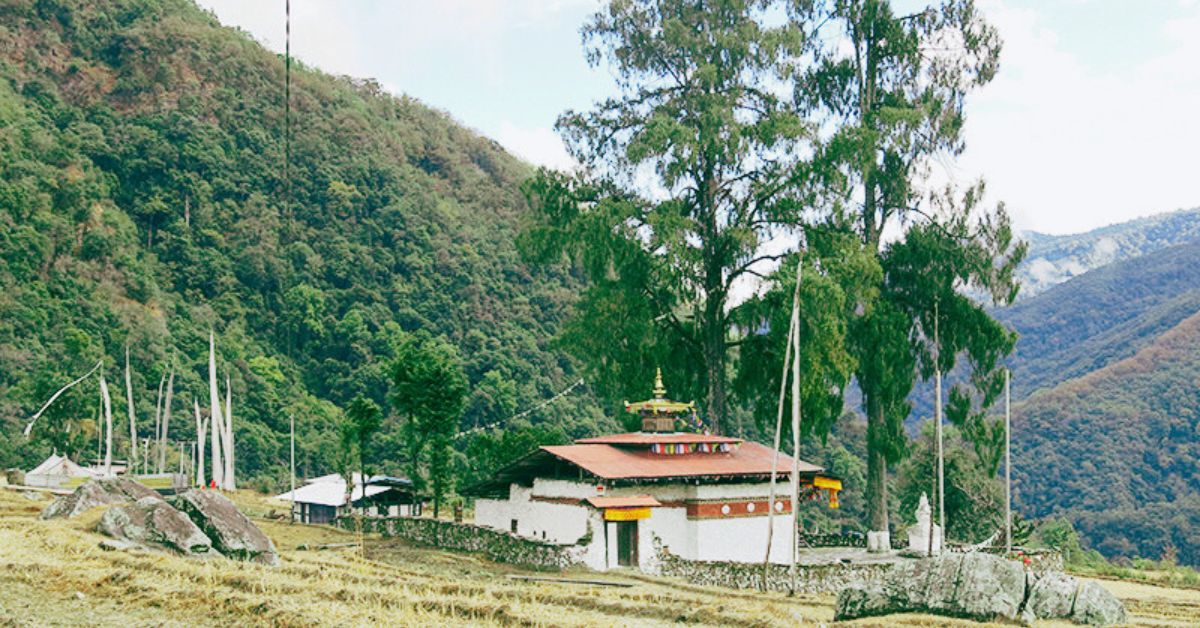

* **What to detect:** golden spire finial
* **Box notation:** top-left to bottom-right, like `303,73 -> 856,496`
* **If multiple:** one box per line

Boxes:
653,367 -> 666,398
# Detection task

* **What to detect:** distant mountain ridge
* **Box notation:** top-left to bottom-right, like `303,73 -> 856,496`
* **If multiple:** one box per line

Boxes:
1017,207 -> 1200,299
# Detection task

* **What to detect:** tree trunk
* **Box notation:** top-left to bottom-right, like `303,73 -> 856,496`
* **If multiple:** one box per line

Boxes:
866,394 -> 890,538
702,290 -> 727,434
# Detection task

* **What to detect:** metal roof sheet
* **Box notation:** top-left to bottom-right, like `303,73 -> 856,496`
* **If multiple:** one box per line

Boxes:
540,441 -> 822,480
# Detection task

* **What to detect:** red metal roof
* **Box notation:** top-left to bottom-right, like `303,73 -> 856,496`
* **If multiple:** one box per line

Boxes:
575,432 -> 742,445
540,441 -> 823,480
585,495 -> 662,509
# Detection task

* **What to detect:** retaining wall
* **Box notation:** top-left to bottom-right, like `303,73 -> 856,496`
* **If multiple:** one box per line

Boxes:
337,516 -> 589,570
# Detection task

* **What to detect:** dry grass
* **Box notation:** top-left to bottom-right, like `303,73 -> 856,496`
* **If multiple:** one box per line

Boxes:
0,487 -> 1196,627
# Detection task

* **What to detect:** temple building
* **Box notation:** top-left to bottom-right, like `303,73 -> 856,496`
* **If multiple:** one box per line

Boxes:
465,371 -> 842,571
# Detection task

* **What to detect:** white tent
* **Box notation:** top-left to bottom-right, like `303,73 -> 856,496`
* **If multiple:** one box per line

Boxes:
26,454 -> 101,488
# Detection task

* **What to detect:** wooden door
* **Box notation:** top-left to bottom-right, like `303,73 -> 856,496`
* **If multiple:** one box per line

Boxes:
617,521 -> 638,567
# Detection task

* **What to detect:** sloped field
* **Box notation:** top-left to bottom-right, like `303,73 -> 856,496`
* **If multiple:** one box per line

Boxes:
0,487 -> 1195,626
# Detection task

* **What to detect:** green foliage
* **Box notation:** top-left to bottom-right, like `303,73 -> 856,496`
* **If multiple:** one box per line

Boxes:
0,0 -> 601,485
794,0 -> 1022,532
895,421 -> 1004,544
459,420 -> 570,493
390,333 -> 468,517
522,0 -> 813,432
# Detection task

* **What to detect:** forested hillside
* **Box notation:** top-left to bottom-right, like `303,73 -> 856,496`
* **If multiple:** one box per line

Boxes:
1012,309 -> 1200,566
0,0 -> 609,489
998,240 -> 1200,399
1017,207 -> 1200,299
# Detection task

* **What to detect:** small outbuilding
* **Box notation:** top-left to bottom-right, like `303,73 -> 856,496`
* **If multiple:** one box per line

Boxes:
273,473 -> 424,524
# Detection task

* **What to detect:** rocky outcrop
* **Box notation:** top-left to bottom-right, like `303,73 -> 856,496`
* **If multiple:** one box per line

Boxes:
171,490 -> 279,566
41,477 -> 162,519
97,496 -> 215,557
834,552 -> 1127,626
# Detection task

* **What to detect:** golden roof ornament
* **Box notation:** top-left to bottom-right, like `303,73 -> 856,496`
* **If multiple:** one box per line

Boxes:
624,368 -> 696,432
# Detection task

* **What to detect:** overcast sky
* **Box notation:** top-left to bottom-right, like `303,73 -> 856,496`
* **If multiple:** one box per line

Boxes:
197,0 -> 1200,236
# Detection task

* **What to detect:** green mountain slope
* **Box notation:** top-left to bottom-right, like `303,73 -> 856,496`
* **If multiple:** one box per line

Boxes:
999,240 -> 1200,400
1012,308 -> 1200,566
1018,207 -> 1200,299
0,0 -> 609,486
905,240 -> 1200,424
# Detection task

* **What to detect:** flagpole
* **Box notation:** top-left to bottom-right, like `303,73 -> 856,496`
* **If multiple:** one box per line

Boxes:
1005,368 -> 1012,555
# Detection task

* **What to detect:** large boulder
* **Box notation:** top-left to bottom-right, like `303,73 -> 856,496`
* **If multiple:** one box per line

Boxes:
1024,570 -> 1078,622
1071,580 -> 1128,626
41,477 -> 162,519
835,552 -> 1025,623
96,496 -> 215,557
836,553 -> 1128,626
171,490 -> 279,566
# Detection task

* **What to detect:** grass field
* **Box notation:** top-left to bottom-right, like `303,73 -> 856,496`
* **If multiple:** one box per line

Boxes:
0,485 -> 1196,627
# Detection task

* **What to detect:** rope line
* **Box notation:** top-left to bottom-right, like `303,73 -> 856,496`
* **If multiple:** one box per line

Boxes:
457,378 -> 585,437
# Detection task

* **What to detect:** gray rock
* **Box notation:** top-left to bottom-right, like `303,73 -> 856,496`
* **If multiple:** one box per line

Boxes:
836,552 -> 1128,627
1026,570 -> 1078,621
835,553 -> 1026,623
41,477 -> 162,519
1072,580 -> 1128,626
171,490 -> 279,566
97,496 -> 214,557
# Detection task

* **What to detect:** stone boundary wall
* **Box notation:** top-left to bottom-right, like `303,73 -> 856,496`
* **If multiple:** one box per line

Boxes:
336,516 -> 588,570
799,531 -> 907,550
656,547 -> 896,594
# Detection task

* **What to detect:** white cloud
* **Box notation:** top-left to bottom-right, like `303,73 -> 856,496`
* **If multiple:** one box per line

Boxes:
948,0 -> 1200,235
495,121 -> 576,171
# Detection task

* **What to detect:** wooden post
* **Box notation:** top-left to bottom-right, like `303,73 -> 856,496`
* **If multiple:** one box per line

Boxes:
1005,368 -> 1012,555
161,367 -> 175,475
934,301 -> 944,554
194,400 -> 206,487
153,371 -> 165,474
224,375 -> 234,490
762,308 -> 796,587
789,262 -> 802,595
208,332 -> 224,489
100,373 -> 114,476
125,347 -> 137,473
290,413 -> 297,524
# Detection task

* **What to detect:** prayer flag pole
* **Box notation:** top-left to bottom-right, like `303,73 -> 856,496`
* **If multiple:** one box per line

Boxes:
1005,368 -> 1012,554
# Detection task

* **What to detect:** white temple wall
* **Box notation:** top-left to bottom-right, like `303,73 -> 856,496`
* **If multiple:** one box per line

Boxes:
693,513 -> 794,564
475,488 -> 592,544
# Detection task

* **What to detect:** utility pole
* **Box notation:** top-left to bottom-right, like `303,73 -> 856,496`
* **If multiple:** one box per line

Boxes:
934,300 -> 944,555
1005,368 -> 1012,555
